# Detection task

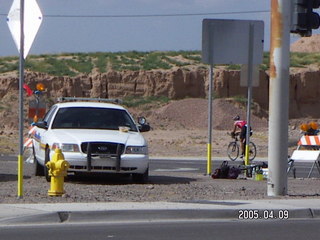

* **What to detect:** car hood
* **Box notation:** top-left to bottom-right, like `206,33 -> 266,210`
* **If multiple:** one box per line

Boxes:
49,129 -> 147,146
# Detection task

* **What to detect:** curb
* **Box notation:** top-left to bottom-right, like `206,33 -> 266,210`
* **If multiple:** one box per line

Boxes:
1,208 -> 319,226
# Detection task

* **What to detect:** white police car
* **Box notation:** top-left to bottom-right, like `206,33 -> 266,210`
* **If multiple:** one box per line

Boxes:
32,98 -> 150,183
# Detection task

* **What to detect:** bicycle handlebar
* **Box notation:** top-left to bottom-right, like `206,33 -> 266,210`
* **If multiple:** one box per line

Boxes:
227,132 -> 240,138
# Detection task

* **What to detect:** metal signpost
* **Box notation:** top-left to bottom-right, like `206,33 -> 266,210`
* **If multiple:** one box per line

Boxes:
206,26 -> 214,175
7,0 -> 43,198
244,24 -> 254,167
240,65 -> 260,87
202,19 -> 264,175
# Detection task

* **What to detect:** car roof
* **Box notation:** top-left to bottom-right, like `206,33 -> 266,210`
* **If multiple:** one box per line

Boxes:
53,101 -> 126,110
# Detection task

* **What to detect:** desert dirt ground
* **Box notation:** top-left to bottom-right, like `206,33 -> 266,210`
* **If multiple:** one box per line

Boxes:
0,98 -> 305,157
0,98 -> 319,204
140,98 -> 303,159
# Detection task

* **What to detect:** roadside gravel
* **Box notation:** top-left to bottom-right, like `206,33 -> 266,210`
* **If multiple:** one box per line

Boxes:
0,156 -> 320,204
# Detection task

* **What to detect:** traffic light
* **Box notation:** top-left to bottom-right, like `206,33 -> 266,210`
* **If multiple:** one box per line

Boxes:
291,0 -> 320,37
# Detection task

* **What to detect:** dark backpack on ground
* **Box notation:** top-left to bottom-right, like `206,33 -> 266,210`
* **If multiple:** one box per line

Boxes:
227,166 -> 241,179
220,161 -> 230,178
212,161 -> 230,179
211,168 -> 221,179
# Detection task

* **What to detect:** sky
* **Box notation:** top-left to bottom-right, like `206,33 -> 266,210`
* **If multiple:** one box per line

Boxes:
0,0 -> 312,57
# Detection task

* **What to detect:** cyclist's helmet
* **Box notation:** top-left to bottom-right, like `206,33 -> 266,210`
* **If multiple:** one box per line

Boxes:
233,115 -> 240,121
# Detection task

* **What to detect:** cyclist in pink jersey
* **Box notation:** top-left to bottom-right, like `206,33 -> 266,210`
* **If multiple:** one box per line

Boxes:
231,115 -> 248,158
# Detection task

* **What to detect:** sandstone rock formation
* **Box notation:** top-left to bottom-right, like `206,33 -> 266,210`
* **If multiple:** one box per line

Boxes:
0,67 -> 320,119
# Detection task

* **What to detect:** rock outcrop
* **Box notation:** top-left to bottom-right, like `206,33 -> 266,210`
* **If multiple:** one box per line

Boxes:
1,67 -> 320,118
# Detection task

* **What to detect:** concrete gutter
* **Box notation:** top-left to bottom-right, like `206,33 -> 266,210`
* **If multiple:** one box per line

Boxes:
0,199 -> 319,225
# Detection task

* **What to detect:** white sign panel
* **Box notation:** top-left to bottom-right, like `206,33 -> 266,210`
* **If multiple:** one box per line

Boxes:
202,19 -> 264,65
7,0 -> 43,58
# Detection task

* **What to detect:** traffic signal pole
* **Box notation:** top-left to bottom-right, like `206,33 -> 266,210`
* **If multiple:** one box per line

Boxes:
291,0 -> 320,36
267,0 -> 291,196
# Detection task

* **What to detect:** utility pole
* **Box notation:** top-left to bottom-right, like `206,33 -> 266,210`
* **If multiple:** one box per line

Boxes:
267,0 -> 291,196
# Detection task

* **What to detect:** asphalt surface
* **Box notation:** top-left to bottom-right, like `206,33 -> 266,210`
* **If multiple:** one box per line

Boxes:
0,199 -> 319,226
151,157 -> 320,178
2,219 -> 320,240
2,154 -> 319,178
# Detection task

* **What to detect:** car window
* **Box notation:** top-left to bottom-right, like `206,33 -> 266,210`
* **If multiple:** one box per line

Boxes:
43,105 -> 57,126
51,107 -> 138,131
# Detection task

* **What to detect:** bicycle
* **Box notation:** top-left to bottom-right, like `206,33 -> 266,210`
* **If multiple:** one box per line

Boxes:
227,132 -> 257,161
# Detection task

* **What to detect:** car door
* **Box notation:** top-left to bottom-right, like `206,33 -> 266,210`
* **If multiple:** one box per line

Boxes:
34,105 -> 57,162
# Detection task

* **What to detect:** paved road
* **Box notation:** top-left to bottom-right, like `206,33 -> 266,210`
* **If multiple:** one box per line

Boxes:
150,158 -> 319,178
0,155 -> 319,178
0,198 -> 319,238
1,219 -> 320,240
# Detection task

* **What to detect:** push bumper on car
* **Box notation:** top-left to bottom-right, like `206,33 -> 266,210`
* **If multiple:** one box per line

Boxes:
61,152 -> 149,174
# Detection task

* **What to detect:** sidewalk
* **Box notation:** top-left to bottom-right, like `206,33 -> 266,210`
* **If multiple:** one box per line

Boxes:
0,199 -> 319,225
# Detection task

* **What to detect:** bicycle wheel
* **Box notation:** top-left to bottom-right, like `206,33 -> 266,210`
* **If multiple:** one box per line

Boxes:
248,142 -> 257,161
227,142 -> 239,161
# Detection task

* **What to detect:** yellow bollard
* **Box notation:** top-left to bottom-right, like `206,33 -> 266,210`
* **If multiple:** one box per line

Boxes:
244,144 -> 250,166
207,143 -> 212,175
46,148 -> 70,196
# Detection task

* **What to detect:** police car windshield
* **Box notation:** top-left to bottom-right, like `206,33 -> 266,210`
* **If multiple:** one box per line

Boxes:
51,107 -> 138,131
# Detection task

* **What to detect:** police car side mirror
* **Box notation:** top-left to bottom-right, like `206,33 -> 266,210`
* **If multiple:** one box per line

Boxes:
139,124 -> 150,132
138,117 -> 146,125
137,117 -> 150,132
34,121 -> 48,130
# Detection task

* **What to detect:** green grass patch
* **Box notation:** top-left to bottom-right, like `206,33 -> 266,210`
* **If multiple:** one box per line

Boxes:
65,56 -> 93,74
44,58 -> 77,76
227,64 -> 241,70
1,51 -> 320,77
233,95 -> 247,104
163,56 -> 189,67
0,57 -> 19,73
123,96 -> 170,108
0,103 -> 7,111
290,52 -> 320,67
94,54 -> 108,73
141,53 -> 171,70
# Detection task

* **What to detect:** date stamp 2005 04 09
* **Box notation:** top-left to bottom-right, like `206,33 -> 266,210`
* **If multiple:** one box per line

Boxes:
238,210 -> 289,220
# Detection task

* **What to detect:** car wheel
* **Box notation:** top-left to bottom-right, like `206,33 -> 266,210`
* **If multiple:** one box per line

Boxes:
44,147 -> 51,182
33,146 -> 44,176
132,168 -> 149,184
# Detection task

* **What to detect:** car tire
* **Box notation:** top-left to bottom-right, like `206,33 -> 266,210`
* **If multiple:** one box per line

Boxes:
44,147 -> 51,182
132,168 -> 149,184
33,146 -> 44,176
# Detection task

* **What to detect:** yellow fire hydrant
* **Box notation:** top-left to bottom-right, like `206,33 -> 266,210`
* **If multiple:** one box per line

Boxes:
46,148 -> 70,196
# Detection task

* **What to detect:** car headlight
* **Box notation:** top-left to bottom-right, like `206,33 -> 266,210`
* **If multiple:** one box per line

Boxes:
125,146 -> 148,154
52,143 -> 80,152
